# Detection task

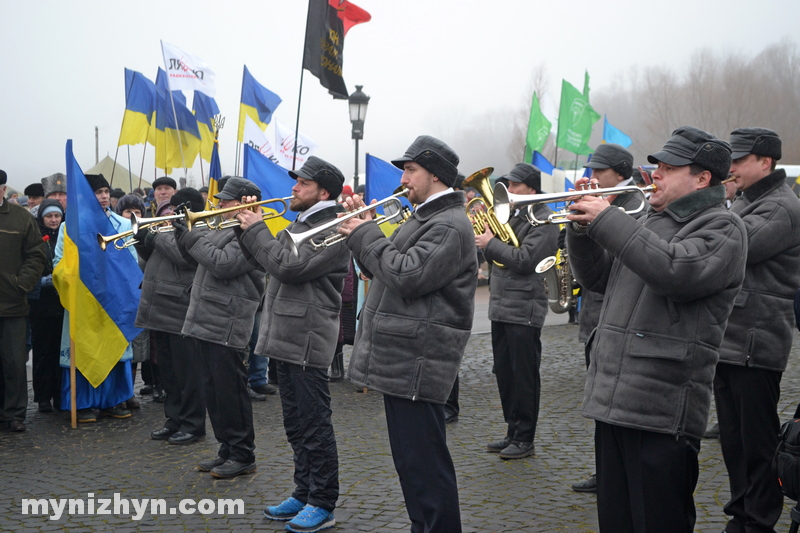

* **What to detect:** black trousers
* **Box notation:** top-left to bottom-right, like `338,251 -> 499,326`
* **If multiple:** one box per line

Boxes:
384,394 -> 461,533
445,375 -> 459,417
714,363 -> 783,533
197,340 -> 255,463
277,361 -> 339,512
155,331 -> 206,435
30,310 -> 63,408
595,421 -> 700,533
491,321 -> 541,442
0,317 -> 28,422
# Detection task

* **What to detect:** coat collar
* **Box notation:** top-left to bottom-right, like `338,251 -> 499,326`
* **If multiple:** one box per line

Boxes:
663,185 -> 726,222
304,205 -> 339,226
414,191 -> 465,222
742,168 -> 787,202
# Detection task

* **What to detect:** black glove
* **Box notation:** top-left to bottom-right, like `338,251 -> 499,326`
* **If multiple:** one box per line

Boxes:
171,218 -> 189,239
134,227 -> 151,245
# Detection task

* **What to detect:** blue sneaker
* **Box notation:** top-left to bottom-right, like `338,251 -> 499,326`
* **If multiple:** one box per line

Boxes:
285,504 -> 335,532
263,496 -> 305,521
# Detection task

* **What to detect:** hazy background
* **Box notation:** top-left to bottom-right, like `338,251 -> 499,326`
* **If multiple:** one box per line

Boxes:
2,0 -> 799,192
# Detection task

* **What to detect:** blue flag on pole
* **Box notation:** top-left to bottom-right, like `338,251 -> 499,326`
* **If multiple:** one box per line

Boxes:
602,115 -> 633,148
365,154 -> 412,217
243,144 -> 295,232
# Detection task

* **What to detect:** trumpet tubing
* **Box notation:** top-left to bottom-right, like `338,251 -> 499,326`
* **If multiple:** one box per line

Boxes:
287,189 -> 411,256
184,196 -> 291,230
493,182 -> 657,226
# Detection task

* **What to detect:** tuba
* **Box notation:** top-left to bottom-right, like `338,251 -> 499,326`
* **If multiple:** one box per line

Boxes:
536,248 -> 574,314
464,167 -> 519,268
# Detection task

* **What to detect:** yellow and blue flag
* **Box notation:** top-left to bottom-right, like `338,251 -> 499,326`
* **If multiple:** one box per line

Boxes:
237,66 -> 282,143
118,68 -> 156,147
365,154 -> 412,236
243,144 -> 293,234
53,141 -> 143,387
206,138 -> 222,209
148,68 -> 202,173
193,91 -> 219,163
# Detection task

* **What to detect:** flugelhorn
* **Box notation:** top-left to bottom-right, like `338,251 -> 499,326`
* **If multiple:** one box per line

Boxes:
286,189 -> 411,256
98,212 -> 187,251
184,197 -> 290,230
493,182 -> 657,226
463,166 -> 518,268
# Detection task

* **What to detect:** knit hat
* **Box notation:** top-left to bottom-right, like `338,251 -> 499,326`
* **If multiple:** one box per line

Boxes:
288,156 -> 345,199
156,200 -> 175,217
115,194 -> 146,217
42,173 -> 67,197
585,143 -> 634,179
0,170 -> 6,186
647,126 -> 732,183
391,135 -> 460,187
729,127 -> 782,161
110,188 -> 126,199
170,187 -> 205,213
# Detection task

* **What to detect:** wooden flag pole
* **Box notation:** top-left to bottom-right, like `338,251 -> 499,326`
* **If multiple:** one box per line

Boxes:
69,338 -> 77,429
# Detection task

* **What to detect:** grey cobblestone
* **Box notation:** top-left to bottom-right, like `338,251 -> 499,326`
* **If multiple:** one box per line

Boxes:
3,316 -> 800,532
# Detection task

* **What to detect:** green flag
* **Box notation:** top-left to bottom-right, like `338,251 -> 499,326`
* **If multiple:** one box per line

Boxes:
556,79 -> 600,155
524,92 -> 552,163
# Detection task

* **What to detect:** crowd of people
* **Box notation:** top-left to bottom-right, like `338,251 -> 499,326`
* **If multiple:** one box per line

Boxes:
1,125 -> 798,533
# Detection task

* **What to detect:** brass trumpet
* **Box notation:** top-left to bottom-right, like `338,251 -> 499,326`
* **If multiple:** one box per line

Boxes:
286,189 -> 411,256
184,197 -> 290,230
493,182 -> 658,226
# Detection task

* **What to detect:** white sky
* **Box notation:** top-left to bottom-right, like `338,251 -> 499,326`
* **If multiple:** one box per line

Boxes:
2,0 -> 798,192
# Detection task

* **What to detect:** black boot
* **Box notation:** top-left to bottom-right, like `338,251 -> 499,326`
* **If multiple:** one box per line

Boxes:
329,352 -> 344,382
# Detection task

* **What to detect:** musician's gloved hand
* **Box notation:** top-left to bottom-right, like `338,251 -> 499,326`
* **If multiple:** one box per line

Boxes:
40,274 -> 53,288
171,217 -> 189,238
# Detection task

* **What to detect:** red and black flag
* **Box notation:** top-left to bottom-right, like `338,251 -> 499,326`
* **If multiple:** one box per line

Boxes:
302,0 -> 371,99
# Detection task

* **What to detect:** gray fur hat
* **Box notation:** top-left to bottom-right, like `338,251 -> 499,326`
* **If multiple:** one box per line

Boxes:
42,172 -> 67,197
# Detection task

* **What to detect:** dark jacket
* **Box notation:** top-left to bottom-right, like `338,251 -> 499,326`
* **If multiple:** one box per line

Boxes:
345,191 -> 477,404
0,199 -> 46,317
719,169 -> 800,371
236,206 -> 351,369
567,185 -> 747,440
28,199 -> 63,315
483,203 -> 558,328
177,226 -> 266,350
577,191 -> 647,342
135,231 -> 198,335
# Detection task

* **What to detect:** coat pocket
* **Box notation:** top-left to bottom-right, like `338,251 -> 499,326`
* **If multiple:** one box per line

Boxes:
274,300 -> 309,318
734,289 -> 749,307
627,333 -> 687,362
200,289 -> 232,305
154,282 -> 186,298
376,315 -> 420,338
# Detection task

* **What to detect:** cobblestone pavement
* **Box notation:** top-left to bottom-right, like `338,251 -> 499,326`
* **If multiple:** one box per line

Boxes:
3,321 -> 800,532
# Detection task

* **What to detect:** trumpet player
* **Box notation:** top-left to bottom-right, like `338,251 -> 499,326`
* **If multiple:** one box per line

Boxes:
566,127 -> 746,532
476,163 -> 558,460
235,157 -> 349,533
134,189 -> 208,445
171,178 -> 266,479
338,135 -> 476,533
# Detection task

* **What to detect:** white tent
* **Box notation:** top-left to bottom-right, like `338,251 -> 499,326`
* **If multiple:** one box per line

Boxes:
85,156 -> 152,193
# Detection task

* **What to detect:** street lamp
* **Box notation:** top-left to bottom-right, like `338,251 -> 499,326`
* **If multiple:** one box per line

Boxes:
348,85 -> 370,190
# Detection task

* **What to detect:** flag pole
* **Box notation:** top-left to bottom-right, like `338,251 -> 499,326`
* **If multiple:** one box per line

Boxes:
126,146 -> 133,192
292,2 -> 313,172
69,338 -> 77,429
139,143 -> 147,192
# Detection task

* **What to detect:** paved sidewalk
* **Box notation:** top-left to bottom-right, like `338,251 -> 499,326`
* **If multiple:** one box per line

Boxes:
2,319 -> 800,532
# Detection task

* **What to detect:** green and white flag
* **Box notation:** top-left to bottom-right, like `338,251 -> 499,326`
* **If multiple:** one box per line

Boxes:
556,78 -> 600,155
524,92 -> 552,163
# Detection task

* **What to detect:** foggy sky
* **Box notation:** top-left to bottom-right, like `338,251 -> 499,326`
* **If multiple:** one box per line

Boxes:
2,0 -> 798,191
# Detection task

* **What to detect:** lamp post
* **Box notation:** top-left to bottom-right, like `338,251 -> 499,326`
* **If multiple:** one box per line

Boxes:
348,85 -> 370,190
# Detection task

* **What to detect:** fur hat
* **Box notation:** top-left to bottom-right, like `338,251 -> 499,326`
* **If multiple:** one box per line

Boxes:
729,127 -> 781,161
115,194 -> 146,217
42,173 -> 67,197
391,135 -> 460,187
288,156 -> 345,199
24,183 -> 44,197
85,174 -> 110,192
647,126 -> 732,183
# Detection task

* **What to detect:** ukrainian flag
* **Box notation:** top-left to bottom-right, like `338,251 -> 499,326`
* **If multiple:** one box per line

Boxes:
243,143 -> 293,234
193,91 -> 219,163
206,138 -> 222,209
118,68 -> 156,147
148,68 -> 202,173
237,65 -> 282,143
53,141 -> 143,387
365,154 -> 410,237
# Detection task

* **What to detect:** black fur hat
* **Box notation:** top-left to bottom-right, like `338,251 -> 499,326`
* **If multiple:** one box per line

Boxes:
170,187 -> 205,213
